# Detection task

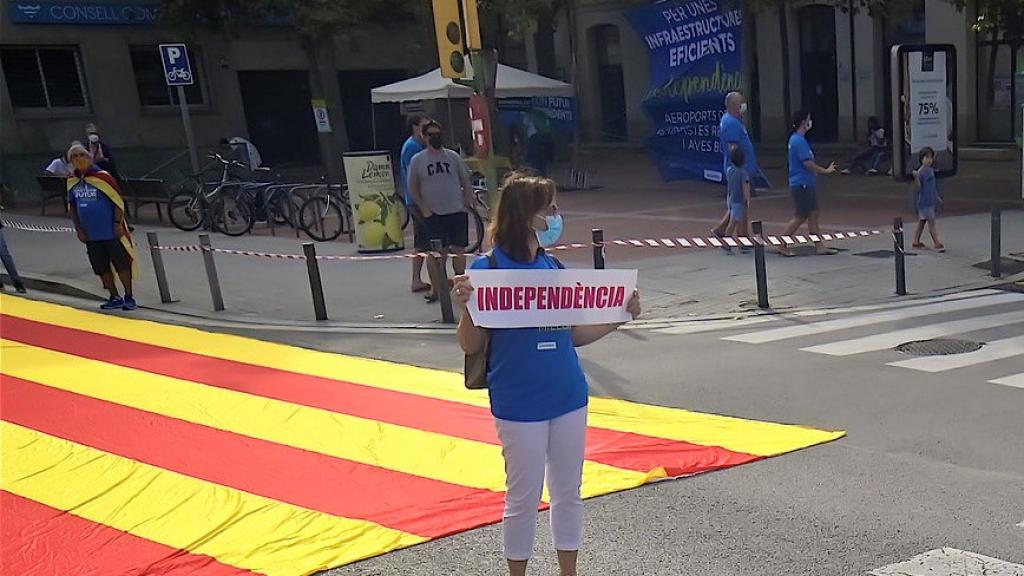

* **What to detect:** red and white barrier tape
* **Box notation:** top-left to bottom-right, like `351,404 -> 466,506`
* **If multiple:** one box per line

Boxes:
1,218 -> 76,233
1,217 -> 884,261
150,230 -> 883,262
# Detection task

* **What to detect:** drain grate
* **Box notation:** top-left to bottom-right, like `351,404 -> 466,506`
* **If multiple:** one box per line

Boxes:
895,338 -> 984,356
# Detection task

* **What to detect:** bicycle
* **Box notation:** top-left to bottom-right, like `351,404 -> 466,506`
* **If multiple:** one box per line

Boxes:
168,153 -> 248,233
297,184 -> 354,242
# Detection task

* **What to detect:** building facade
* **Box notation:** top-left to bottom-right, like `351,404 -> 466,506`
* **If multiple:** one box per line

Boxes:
0,0 -> 437,200
1,0 -> 1015,201
566,0 -> 1007,149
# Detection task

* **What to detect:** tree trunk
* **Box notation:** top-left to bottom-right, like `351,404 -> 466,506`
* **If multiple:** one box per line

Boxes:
777,0 -> 792,125
303,36 -> 347,184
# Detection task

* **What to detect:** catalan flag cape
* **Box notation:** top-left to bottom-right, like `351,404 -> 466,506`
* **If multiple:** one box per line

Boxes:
66,169 -> 139,278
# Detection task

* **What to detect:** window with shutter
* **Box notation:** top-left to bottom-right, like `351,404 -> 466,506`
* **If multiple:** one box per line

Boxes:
0,46 -> 89,110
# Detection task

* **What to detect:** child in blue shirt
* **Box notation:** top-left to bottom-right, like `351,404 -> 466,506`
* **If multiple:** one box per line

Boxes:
912,147 -> 945,252
722,145 -> 751,255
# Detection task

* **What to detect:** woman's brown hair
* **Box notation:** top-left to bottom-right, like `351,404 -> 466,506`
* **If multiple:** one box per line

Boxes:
490,171 -> 556,262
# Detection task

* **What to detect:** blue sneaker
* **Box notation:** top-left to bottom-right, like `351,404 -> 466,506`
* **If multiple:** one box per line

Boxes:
100,296 -> 124,310
122,296 -> 137,311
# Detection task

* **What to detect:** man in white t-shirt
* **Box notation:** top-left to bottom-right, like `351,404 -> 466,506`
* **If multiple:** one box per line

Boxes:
44,146 -> 76,177
220,137 -> 263,171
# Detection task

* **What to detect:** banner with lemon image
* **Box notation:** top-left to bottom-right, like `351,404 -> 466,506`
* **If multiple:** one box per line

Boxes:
342,151 -> 405,253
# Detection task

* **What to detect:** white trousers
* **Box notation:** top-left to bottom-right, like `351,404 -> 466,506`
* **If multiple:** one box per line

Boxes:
495,406 -> 587,561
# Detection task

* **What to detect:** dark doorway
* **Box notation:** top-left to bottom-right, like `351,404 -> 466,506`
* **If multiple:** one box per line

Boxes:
591,25 -> 627,141
798,6 -> 838,142
237,70 -> 321,167
338,69 -> 407,157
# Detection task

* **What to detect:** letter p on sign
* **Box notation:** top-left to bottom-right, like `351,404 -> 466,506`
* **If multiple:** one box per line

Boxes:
159,43 -> 194,86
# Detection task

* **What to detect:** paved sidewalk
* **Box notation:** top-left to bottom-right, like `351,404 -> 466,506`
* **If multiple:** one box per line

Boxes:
1,208 -> 1020,325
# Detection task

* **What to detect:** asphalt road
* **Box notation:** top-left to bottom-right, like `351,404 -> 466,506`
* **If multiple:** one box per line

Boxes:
199,290 -> 1024,575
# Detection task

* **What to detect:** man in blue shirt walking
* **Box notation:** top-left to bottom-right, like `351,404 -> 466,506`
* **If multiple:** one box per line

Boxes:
401,114 -> 432,294
778,111 -> 838,256
712,92 -> 769,240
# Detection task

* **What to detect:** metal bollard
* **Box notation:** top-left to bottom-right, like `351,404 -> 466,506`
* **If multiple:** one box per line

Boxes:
752,221 -> 770,309
893,217 -> 907,296
991,208 -> 1002,278
145,231 -> 174,304
592,228 -> 605,270
302,242 -> 328,321
430,239 -> 455,324
198,234 -> 226,311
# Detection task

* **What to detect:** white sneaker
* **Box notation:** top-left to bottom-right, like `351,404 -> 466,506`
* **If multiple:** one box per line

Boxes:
840,169 -> 851,175
866,169 -> 879,175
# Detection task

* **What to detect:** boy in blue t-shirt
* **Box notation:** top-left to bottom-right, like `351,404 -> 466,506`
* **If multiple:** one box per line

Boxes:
722,145 -> 751,255
912,147 -> 945,253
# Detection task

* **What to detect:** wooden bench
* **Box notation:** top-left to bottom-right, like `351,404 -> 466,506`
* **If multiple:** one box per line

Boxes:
37,176 -> 69,216
121,178 -> 171,222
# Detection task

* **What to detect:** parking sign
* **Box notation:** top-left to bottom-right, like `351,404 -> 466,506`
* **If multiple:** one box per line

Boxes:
159,43 -> 193,86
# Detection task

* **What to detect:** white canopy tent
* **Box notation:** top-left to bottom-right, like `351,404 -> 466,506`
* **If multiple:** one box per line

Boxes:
368,64 -> 573,148
370,63 -> 573,103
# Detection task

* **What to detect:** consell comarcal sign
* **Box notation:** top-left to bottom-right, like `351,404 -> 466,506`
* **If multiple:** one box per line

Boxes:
10,2 -> 159,25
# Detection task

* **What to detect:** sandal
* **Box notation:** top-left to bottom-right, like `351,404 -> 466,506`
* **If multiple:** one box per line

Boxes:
935,244 -> 946,253
912,242 -> 926,249
424,293 -> 439,303
411,284 -> 432,293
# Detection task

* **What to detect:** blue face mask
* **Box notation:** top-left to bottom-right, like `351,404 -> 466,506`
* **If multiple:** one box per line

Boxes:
536,214 -> 563,248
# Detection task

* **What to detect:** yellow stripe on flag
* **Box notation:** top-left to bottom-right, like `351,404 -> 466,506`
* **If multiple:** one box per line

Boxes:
0,339 -> 654,498
0,295 -> 842,457
0,421 -> 426,576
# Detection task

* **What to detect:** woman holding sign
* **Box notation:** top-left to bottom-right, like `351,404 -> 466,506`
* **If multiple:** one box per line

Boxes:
451,172 -> 641,576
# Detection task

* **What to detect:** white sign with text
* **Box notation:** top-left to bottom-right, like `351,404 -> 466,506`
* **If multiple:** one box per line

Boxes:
467,269 -> 638,329
908,51 -> 949,153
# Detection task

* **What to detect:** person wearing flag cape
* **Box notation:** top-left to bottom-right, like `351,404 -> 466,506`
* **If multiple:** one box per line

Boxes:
66,143 -> 139,311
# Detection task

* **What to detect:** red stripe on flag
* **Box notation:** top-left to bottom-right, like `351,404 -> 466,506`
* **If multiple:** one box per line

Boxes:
0,314 -> 758,476
0,375 -> 506,539
0,490 -> 254,576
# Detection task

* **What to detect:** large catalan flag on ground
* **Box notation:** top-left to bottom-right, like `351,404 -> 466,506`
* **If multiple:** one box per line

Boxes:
0,294 -> 844,575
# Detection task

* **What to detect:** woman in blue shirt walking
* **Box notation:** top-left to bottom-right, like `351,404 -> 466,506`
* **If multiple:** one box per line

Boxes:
451,172 -> 641,576
779,110 -> 839,257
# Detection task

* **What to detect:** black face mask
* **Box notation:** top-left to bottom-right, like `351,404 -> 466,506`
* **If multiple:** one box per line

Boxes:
428,135 -> 443,149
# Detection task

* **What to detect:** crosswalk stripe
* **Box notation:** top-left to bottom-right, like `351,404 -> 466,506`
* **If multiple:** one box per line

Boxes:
790,289 -> 1002,318
801,310 -> 1024,356
990,373 -> 1024,389
653,316 -> 779,335
723,292 -> 1024,344
887,334 -> 1024,372
648,290 -> 1004,336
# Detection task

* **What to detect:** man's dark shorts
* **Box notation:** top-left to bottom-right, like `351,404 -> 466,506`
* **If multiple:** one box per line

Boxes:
86,239 -> 131,276
790,185 -> 819,218
408,204 -> 430,251
425,212 -> 469,250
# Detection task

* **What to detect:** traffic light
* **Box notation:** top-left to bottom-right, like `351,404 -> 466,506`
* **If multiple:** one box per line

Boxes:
431,0 -> 481,79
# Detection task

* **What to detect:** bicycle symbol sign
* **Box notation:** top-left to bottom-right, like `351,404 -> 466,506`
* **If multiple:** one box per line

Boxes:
159,43 -> 193,87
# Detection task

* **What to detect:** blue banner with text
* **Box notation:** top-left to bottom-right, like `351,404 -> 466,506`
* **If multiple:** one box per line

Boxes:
627,1 -> 759,184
